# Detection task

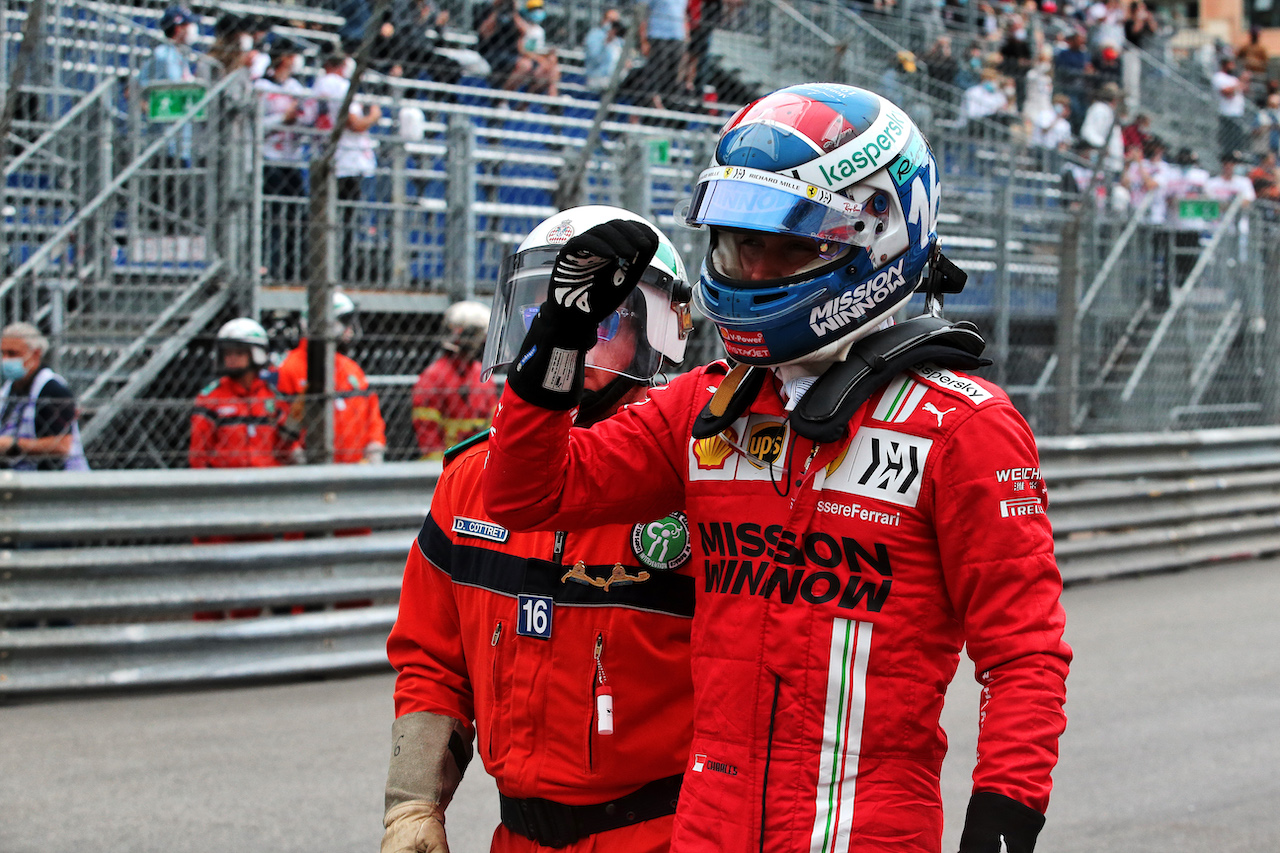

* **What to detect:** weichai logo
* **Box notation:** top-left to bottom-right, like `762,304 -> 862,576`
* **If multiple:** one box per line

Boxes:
697,521 -> 892,613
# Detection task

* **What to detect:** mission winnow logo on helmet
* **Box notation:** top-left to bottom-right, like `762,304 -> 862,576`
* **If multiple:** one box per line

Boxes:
809,257 -> 907,335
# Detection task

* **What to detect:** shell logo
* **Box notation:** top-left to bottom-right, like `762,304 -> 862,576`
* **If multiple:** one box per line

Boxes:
693,429 -> 736,470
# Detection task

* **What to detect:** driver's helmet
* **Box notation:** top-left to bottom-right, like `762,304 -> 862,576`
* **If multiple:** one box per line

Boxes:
484,205 -> 693,382
684,83 -> 940,366
214,317 -> 269,374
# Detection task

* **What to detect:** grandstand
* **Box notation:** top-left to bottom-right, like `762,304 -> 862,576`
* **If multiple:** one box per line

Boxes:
4,0 -> 1280,468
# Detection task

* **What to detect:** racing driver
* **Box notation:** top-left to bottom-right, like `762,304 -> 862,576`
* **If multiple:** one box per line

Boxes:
481,84 -> 1072,853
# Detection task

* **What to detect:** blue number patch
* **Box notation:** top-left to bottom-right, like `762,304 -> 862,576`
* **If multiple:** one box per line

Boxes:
516,594 -> 554,639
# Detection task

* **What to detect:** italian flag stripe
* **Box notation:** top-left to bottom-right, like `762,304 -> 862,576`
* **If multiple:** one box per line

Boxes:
809,619 -> 873,853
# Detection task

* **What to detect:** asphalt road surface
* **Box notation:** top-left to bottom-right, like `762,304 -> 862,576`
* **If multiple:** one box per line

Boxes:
4,558 -> 1280,853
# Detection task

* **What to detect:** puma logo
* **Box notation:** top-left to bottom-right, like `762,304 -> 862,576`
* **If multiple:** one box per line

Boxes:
923,402 -> 955,426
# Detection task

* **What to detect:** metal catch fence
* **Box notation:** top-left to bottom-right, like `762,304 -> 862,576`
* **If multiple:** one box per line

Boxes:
7,427 -> 1280,695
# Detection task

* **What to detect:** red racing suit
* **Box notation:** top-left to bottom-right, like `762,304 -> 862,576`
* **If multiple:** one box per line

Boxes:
189,374 -> 296,468
388,436 -> 696,852
483,361 -> 1071,853
410,355 -> 500,460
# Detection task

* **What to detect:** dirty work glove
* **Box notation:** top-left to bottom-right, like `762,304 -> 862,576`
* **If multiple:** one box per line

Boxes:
381,801 -> 448,853
506,219 -> 659,409
957,792 -> 1046,853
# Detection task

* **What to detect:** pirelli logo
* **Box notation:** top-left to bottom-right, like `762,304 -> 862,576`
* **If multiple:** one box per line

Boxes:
999,497 -> 1045,518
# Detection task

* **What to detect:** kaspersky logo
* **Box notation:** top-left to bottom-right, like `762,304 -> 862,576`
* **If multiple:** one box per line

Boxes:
813,109 -> 909,187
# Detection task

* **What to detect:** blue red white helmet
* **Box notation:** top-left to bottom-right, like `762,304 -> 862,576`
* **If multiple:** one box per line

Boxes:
684,83 -> 940,366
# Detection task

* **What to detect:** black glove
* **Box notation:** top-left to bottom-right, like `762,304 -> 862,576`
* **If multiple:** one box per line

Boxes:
957,792 -> 1046,853
506,219 -> 659,410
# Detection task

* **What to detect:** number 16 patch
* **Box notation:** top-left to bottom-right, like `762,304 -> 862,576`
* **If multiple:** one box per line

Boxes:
517,594 -> 554,639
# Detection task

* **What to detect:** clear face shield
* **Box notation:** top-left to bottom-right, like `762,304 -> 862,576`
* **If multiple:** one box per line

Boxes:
483,247 -> 685,383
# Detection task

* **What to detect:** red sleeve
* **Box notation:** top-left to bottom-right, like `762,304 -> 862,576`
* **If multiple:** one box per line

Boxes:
933,402 -> 1071,814
482,380 -> 690,532
387,478 -> 477,730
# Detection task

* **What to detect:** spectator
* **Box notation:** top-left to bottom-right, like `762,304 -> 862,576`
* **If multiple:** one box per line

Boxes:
954,39 -> 986,91
411,301 -> 499,460
1212,57 -> 1250,160
1123,1 -> 1157,50
1249,151 -> 1280,200
138,4 -> 199,196
335,0 -> 373,53
276,291 -> 387,464
1122,137 -> 1173,221
1092,41 -> 1124,98
1,323 -> 88,471
924,34 -> 960,90
1121,112 -> 1151,152
1080,80 -> 1125,170
1204,150 -> 1256,207
1238,25 -> 1269,102
1032,93 -> 1073,149
1253,91 -> 1280,159
256,40 -> 315,282
475,0 -> 524,94
1086,0 -> 1126,54
1022,44 -> 1055,124
687,0 -> 741,91
879,50 -> 920,108
962,66 -> 1012,124
626,0 -> 689,110
1053,30 -> 1093,133
190,318 -> 298,469
247,17 -> 272,79
311,52 -> 381,282
374,0 -> 463,87
209,13 -> 256,77
999,16 -> 1034,110
583,8 -> 626,92
507,0 -> 560,100
382,207 -> 696,853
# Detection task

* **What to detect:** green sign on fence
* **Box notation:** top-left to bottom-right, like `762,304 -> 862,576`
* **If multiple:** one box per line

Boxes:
147,85 -> 207,122
648,138 -> 670,165
1177,198 -> 1221,222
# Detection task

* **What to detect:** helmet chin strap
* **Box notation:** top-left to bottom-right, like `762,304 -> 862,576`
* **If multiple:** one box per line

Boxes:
576,375 -> 642,427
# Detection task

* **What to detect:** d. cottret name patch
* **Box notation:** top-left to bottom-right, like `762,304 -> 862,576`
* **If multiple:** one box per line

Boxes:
452,516 -> 510,543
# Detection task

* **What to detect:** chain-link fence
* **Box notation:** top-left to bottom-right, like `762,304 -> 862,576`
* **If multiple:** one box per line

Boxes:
4,0 -> 1277,472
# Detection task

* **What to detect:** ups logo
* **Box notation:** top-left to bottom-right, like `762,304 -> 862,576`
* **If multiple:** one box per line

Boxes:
745,422 -> 786,469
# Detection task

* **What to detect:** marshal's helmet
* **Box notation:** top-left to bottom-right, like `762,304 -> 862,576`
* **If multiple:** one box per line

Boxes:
441,300 -> 491,360
684,83 -> 941,366
484,204 -> 693,384
215,317 -> 270,374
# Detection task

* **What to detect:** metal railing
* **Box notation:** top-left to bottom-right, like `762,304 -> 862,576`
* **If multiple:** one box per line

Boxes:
7,428 -> 1280,695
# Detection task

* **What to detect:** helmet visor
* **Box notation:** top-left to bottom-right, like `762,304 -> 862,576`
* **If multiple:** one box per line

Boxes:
685,166 -> 878,247
484,247 -> 677,382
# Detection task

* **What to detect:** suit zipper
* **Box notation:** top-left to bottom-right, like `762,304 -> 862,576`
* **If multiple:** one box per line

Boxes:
488,620 -> 503,760
589,632 -> 609,770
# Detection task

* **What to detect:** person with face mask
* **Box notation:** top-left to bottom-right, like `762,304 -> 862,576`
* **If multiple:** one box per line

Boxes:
482,84 -> 1071,853
256,40 -> 315,282
276,291 -> 387,464
382,205 -> 697,853
1,323 -> 88,471
189,318 -> 298,469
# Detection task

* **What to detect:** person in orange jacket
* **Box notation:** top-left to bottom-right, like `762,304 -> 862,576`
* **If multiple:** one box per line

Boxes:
411,300 -> 500,460
381,205 -> 697,853
190,318 -> 298,468
276,291 -> 387,464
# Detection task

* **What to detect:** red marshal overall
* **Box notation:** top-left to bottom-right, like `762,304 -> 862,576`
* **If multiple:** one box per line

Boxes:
189,374 -> 296,468
483,361 -> 1071,853
389,437 -> 696,852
